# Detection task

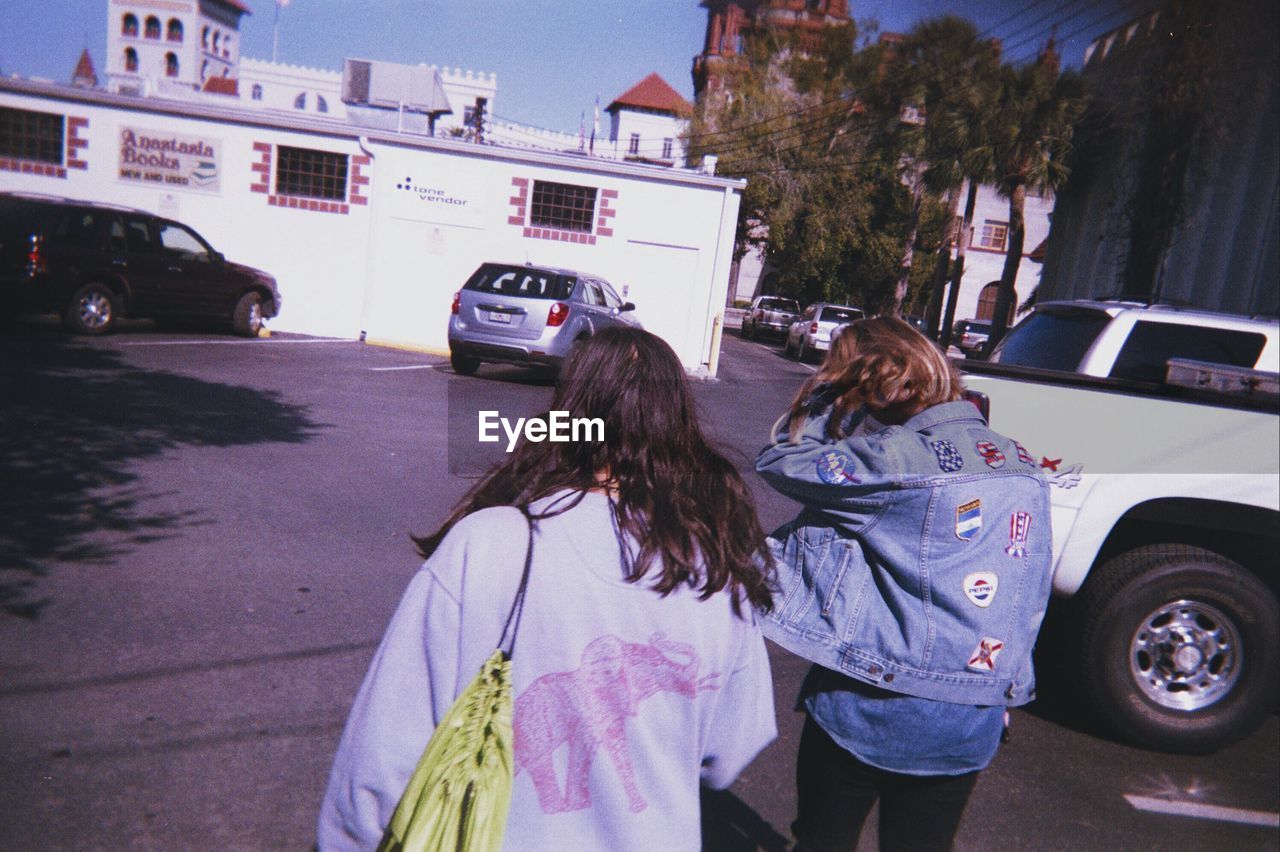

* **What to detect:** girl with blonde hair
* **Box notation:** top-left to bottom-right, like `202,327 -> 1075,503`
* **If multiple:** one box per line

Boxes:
758,316 -> 1053,851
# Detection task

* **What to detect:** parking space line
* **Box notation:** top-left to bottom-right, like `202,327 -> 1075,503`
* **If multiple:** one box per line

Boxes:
115,337 -> 356,347
369,365 -> 436,372
1124,794 -> 1280,828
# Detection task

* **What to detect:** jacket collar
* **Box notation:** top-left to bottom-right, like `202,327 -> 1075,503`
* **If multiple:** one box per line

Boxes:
902,400 -> 985,432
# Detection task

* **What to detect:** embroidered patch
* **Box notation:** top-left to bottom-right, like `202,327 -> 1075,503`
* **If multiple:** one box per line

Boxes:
968,637 -> 1005,672
955,499 -> 982,541
815,450 -> 859,485
1005,512 -> 1032,558
976,440 -> 1006,469
1014,441 -> 1036,466
964,572 -> 999,607
931,440 -> 964,472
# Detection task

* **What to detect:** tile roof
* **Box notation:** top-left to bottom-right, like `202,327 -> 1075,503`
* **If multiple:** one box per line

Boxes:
606,73 -> 690,116
72,49 -> 98,86
203,76 -> 240,96
213,0 -> 253,15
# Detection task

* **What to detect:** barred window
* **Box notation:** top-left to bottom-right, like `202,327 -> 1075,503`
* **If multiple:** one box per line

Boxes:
275,145 -> 348,201
530,180 -> 597,233
0,107 -> 64,165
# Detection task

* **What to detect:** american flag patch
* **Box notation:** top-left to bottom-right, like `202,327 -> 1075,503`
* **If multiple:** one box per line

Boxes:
931,440 -> 964,472
976,440 -> 1006,468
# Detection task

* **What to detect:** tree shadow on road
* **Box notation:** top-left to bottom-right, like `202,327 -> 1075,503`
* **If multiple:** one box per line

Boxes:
0,326 -> 323,619
701,788 -> 791,852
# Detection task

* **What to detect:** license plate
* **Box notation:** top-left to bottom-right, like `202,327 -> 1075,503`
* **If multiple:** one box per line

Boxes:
489,311 -> 511,324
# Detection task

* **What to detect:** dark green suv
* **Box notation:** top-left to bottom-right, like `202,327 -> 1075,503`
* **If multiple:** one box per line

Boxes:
0,192 -> 281,336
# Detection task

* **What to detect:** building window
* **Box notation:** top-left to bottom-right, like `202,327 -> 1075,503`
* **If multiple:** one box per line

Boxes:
222,36 -> 232,59
200,60 -> 209,82
976,282 -> 1015,323
145,16 -> 161,39
275,145 -> 349,201
316,95 -> 328,114
167,18 -> 183,42
293,92 -> 306,110
165,52 -> 179,78
530,180 -> 597,233
977,220 -> 1008,251
251,84 -> 263,101
213,31 -> 221,53
0,106 -> 65,165
662,138 -> 673,160
124,47 -> 139,73
628,133 -> 640,155
122,14 -> 138,37
202,25 -> 209,49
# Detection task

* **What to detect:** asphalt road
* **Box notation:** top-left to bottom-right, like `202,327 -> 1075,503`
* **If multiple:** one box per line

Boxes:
1,320 -> 1276,851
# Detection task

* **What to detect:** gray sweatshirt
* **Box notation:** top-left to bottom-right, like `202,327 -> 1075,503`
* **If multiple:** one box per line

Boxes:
318,490 -> 776,851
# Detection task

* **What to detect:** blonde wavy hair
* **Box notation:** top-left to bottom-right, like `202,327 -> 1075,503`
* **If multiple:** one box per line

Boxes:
785,316 -> 964,441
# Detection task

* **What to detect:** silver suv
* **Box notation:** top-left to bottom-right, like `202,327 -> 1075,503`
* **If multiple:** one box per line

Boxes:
448,262 -> 640,375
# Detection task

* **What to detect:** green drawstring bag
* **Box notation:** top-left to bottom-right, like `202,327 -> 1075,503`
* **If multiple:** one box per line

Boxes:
377,509 -> 536,852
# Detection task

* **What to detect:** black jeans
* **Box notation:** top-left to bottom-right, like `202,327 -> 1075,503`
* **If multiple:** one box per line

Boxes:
792,713 -> 980,852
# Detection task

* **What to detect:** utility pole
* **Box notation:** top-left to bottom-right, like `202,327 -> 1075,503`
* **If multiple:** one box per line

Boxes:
474,97 -> 487,144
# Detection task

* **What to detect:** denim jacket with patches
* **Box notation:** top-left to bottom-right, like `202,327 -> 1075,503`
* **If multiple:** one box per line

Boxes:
756,400 -> 1052,707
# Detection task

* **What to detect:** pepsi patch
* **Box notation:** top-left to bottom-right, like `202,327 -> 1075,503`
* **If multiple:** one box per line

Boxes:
931,440 -> 964,472
963,572 -> 999,607
955,499 -> 982,541
976,440 -> 1005,469
967,637 -> 1005,672
815,450 -> 859,485
1005,512 -> 1032,558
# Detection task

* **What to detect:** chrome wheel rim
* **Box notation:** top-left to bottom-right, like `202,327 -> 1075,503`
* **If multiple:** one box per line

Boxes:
247,300 -> 262,333
1129,598 -> 1242,711
79,291 -> 112,330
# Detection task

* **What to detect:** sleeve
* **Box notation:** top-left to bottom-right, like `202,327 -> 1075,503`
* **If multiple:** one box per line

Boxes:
316,538 -> 469,851
699,623 -> 777,789
755,407 -> 898,510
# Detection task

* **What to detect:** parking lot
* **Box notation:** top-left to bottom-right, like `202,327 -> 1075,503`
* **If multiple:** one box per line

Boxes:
1,321 -> 1276,851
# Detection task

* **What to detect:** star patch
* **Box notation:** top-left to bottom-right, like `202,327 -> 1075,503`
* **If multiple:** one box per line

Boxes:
963,572 -> 999,607
815,450 -> 859,485
976,440 -> 1005,468
931,440 -> 964,472
1005,512 -> 1032,558
955,499 -> 982,541
968,637 -> 1005,672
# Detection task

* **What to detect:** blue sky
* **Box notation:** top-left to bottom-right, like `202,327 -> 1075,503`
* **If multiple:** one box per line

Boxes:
0,0 -> 1136,133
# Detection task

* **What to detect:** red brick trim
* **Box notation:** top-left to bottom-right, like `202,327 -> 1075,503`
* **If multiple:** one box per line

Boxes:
0,158 -> 67,179
251,141 -> 348,214
249,141 -> 271,194
595,188 -> 618,240
66,115 -> 89,170
348,154 -> 370,206
266,194 -> 350,214
508,176 -> 529,227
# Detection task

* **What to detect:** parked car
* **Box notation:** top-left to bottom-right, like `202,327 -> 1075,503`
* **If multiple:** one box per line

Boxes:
0,192 -> 280,336
741,295 -> 800,340
448,261 -> 640,375
953,318 -> 992,356
783,302 -> 864,362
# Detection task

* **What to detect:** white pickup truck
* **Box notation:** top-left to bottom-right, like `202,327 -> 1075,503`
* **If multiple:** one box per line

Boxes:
961,300 -> 1279,753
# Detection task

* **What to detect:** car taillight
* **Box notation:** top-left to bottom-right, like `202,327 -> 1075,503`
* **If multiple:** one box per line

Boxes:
809,322 -> 819,334
963,389 -> 990,422
26,234 -> 41,274
451,291 -> 461,315
547,302 -> 569,327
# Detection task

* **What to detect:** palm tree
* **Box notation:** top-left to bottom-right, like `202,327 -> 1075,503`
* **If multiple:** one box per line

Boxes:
985,44 -> 1087,351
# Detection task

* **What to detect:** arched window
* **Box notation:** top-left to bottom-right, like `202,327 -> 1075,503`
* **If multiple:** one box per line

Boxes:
122,14 -> 138,37
144,16 -> 161,39
316,95 -> 328,113
165,52 -> 179,78
201,26 -> 209,49
294,92 -> 306,110
221,36 -> 232,58
124,47 -> 139,73
213,31 -> 221,52
975,282 -> 1016,323
251,84 -> 263,101
200,60 -> 209,82
167,19 -> 183,42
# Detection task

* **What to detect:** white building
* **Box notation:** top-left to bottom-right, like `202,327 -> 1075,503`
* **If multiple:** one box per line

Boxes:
0,77 -> 743,372
605,74 -> 690,167
105,0 -> 250,97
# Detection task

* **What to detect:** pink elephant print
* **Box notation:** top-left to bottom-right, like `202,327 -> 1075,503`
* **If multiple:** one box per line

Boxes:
513,633 -> 721,814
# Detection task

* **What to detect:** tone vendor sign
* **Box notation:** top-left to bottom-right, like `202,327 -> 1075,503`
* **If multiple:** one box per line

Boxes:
118,126 -> 221,193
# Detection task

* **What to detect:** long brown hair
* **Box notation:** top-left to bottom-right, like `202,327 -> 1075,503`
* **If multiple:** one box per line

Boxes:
785,316 -> 963,441
415,327 -> 774,615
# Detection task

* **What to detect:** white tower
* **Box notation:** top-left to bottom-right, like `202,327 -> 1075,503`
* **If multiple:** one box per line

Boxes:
105,0 -> 251,96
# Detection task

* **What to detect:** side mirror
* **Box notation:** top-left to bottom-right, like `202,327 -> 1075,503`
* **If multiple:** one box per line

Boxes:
621,301 -> 636,312
210,251 -> 225,264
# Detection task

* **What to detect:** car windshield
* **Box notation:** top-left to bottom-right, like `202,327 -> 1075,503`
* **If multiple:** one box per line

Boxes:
990,309 -> 1110,371
820,307 -> 863,323
463,264 -> 574,300
760,298 -> 799,312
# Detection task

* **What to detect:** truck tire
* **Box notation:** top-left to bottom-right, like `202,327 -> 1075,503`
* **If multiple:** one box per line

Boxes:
64,283 -> 117,335
1077,544 -> 1279,753
232,291 -> 264,337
